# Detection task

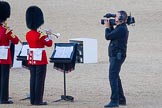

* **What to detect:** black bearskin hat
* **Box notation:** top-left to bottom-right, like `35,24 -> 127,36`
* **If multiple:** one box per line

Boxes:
0,1 -> 10,23
26,6 -> 44,30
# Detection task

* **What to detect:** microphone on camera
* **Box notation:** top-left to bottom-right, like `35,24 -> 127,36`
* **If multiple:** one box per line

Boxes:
103,13 -> 116,18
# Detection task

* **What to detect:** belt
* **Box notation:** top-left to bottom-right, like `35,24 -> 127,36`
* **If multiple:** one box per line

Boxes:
0,46 -> 10,49
30,48 -> 45,51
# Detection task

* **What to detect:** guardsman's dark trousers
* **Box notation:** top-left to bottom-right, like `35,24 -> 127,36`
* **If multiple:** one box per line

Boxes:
0,64 -> 10,102
29,65 -> 47,105
109,56 -> 126,102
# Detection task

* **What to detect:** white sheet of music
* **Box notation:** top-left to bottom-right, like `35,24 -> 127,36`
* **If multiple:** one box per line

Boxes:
0,49 -> 8,59
20,45 -> 29,56
54,46 -> 73,58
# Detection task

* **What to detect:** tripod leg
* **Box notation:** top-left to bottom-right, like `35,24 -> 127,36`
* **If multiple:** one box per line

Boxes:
52,98 -> 63,102
63,64 -> 66,97
19,93 -> 30,101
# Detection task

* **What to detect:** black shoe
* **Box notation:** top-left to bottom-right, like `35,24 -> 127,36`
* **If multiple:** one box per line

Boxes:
0,100 -> 14,104
104,100 -> 119,108
34,101 -> 47,105
119,98 -> 126,105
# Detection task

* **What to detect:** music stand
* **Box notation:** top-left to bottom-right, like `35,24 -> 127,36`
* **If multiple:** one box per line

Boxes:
17,42 -> 30,100
17,42 -> 29,69
10,42 -> 15,67
50,43 -> 77,102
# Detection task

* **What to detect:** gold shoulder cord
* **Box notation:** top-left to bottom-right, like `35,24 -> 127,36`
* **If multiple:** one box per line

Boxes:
11,34 -> 16,38
2,22 -> 12,34
39,31 -> 47,39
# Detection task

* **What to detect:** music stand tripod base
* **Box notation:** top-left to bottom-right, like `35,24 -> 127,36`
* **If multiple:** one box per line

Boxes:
54,95 -> 74,102
20,96 -> 30,101
19,93 -> 30,101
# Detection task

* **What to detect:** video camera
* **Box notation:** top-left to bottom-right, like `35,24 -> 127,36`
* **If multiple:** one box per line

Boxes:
101,13 -> 135,26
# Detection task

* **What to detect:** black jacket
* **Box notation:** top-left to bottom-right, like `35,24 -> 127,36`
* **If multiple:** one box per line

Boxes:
105,23 -> 129,57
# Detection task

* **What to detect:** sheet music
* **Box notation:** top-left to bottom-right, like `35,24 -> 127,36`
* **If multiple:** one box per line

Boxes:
54,46 -> 73,58
20,45 -> 29,56
0,49 -> 8,59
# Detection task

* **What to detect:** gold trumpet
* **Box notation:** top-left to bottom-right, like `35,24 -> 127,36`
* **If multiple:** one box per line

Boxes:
39,28 -> 61,38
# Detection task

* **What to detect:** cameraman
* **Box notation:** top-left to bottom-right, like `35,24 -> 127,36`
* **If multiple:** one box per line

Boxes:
104,10 -> 129,108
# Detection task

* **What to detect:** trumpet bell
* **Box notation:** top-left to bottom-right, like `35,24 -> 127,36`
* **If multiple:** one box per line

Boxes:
55,33 -> 61,37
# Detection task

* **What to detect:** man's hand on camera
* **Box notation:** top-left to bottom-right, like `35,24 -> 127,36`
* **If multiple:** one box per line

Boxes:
104,19 -> 110,28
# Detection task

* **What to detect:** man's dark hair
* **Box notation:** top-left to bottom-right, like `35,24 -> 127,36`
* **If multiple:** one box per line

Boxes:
118,10 -> 128,22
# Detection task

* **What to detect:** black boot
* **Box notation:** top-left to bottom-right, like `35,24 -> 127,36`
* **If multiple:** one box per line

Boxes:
119,98 -> 126,105
0,100 -> 14,104
34,101 -> 47,105
104,100 -> 119,108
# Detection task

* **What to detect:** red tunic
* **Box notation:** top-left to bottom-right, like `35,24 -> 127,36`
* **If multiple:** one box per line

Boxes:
26,30 -> 53,65
0,25 -> 19,64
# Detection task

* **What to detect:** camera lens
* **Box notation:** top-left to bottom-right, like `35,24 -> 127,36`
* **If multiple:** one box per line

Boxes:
101,19 -> 105,25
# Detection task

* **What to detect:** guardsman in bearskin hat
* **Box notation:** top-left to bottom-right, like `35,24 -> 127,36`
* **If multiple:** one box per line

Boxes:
25,6 -> 53,105
0,1 -> 20,104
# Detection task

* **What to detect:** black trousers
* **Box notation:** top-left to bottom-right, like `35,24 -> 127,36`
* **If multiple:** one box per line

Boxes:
109,56 -> 126,101
0,64 -> 10,102
29,65 -> 47,105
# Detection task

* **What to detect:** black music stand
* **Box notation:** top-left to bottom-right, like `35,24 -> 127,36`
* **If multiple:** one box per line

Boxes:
17,42 -> 30,100
10,42 -> 15,67
50,43 -> 77,102
17,42 -> 29,69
